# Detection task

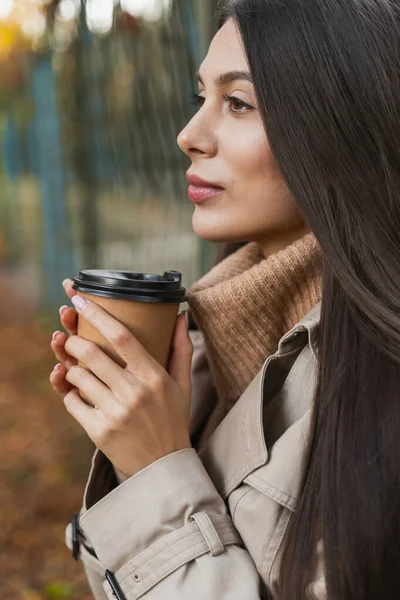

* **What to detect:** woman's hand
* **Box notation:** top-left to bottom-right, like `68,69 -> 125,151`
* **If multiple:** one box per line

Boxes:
49,279 -> 79,394
49,285 -> 193,478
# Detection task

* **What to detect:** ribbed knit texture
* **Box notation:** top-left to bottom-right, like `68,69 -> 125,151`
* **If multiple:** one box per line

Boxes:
186,232 -> 323,428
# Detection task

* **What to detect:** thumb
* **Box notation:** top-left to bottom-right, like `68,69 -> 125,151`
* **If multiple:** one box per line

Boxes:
168,312 -> 193,398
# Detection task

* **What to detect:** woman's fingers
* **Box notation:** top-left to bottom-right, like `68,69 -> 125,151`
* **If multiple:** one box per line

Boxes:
49,363 -> 75,395
64,335 -> 127,394
51,331 -> 78,369
65,365 -> 112,412
60,279 -> 78,335
63,388 -> 100,440
59,305 -> 78,336
62,278 -> 76,300
70,295 -> 160,378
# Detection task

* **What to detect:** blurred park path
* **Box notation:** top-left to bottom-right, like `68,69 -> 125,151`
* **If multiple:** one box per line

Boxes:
0,271 -> 94,600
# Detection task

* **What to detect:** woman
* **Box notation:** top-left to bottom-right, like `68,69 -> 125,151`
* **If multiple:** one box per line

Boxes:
49,0 -> 400,598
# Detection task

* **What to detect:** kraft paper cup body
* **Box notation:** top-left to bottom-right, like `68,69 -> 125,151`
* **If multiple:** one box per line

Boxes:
77,291 -> 179,368
76,291 -> 180,403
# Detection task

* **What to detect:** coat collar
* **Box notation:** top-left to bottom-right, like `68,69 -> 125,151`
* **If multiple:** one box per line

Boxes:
198,301 -> 321,500
277,300 -> 321,361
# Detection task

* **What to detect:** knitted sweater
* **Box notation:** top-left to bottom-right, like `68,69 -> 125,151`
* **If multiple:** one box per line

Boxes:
186,231 -> 323,444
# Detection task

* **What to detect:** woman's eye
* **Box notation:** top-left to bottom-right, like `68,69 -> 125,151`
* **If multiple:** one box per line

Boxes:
189,92 -> 253,114
225,95 -> 253,114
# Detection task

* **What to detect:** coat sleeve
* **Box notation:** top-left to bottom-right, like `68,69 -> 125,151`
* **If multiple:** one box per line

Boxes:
64,327 -> 253,600
66,447 -> 263,600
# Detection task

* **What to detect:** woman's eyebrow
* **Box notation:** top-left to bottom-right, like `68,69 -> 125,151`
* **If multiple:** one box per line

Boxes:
196,69 -> 253,86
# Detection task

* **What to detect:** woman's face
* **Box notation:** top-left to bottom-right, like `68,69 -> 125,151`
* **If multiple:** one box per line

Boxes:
177,19 -> 307,257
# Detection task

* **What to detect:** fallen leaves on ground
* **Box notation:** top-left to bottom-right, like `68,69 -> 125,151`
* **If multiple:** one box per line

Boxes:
0,274 -> 94,599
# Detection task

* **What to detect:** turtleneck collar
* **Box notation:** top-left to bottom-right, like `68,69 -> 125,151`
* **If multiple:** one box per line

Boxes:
186,232 -> 323,416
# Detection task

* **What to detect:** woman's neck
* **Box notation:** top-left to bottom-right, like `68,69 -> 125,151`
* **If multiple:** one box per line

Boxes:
255,224 -> 311,259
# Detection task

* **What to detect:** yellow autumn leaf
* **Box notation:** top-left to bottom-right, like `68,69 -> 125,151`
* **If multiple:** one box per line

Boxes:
0,25 -> 17,59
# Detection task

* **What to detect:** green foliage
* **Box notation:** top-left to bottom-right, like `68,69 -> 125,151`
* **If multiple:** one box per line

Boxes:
43,582 -> 75,599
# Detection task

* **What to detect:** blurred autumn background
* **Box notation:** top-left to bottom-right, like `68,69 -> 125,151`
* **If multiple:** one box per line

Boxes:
0,1 -> 218,597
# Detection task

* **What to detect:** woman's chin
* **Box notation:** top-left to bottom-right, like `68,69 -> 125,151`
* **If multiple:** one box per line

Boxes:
191,212 -> 247,244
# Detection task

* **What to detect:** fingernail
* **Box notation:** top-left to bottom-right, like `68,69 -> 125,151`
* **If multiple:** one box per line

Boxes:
52,331 -> 62,341
71,295 -> 88,312
62,279 -> 70,288
53,363 -> 62,371
59,305 -> 69,316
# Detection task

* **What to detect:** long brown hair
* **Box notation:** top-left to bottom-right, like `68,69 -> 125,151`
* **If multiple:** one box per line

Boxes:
219,1 -> 400,598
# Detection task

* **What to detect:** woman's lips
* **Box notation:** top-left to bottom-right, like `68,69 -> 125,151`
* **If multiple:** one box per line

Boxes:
187,185 -> 223,203
186,173 -> 224,204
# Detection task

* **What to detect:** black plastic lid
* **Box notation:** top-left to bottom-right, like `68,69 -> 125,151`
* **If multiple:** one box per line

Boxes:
72,269 -> 186,303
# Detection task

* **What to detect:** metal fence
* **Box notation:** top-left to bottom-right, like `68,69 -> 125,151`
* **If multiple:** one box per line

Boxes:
0,0 -> 219,312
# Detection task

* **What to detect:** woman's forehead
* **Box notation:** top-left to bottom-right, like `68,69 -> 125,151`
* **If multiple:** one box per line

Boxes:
199,19 -> 248,82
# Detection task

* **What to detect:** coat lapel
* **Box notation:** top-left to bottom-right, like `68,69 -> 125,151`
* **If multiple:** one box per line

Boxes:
198,302 -> 321,500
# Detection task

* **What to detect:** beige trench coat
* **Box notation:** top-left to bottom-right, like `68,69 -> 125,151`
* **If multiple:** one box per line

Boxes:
65,301 -> 326,599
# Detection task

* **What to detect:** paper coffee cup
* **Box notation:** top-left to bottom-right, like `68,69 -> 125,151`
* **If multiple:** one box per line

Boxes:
71,269 -> 186,404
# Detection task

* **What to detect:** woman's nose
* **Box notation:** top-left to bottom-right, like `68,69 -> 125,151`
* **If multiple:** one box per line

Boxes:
177,113 -> 217,159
